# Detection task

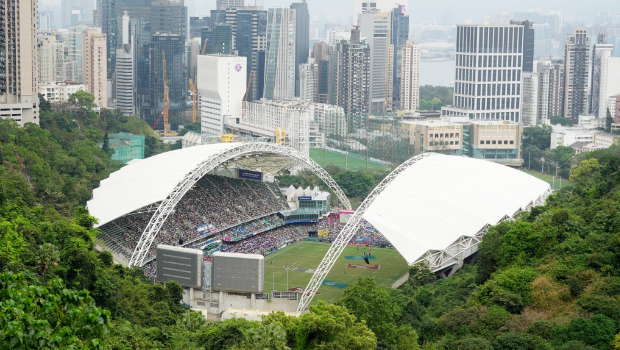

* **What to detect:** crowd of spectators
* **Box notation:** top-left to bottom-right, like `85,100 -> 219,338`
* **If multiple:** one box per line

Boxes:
98,174 -> 290,261
221,214 -> 284,242
220,224 -> 311,256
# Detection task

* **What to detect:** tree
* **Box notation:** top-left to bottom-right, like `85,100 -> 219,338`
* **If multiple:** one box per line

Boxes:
570,158 -> 603,189
295,301 -> 377,350
69,90 -> 97,111
37,243 -> 60,276
334,171 -> 375,199
38,93 -> 52,112
339,277 -> 401,346
0,272 -> 110,349
522,125 -> 552,151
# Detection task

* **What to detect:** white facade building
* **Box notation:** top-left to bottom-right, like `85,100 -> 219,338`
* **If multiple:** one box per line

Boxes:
263,7 -> 296,100
521,71 -> 539,126
37,35 -> 68,84
442,24 -> 525,123
400,40 -> 420,113
39,82 -> 86,103
359,10 -> 392,114
241,99 -> 311,156
591,39 -> 620,119
313,103 -> 347,139
299,59 -> 318,102
197,55 -> 247,137
115,12 -> 135,115
536,61 -> 551,125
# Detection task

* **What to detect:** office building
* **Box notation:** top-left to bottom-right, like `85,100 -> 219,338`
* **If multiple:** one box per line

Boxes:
391,6 -> 409,110
591,34 -> 620,119
149,34 -> 186,127
216,0 -> 244,9
82,29 -> 107,108
442,24 -> 526,123
115,13 -> 136,115
400,41 -> 420,113
242,99 -> 312,156
190,17 -> 211,39
100,0 -> 150,73
197,55 -> 246,137
313,41 -> 334,104
563,28 -> 590,119
0,0 -> 38,125
264,7 -> 296,100
359,10 -> 392,114
299,60 -> 318,102
291,2 -> 310,97
208,7 -> 267,102
201,25 -> 234,55
511,20 -> 534,73
333,27 -> 370,131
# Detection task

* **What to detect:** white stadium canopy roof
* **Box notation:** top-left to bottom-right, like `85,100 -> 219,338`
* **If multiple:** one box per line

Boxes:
87,143 -> 352,232
361,154 -> 552,265
87,143 -> 240,227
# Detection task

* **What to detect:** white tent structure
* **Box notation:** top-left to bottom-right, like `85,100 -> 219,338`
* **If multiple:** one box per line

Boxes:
87,143 -> 351,267
297,153 -> 552,314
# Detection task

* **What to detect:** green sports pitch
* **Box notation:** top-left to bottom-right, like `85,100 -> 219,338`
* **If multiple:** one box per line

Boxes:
264,241 -> 409,303
310,148 -> 391,171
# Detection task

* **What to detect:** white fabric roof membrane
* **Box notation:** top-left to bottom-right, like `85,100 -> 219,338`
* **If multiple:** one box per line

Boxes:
362,154 -> 551,265
87,143 -> 242,227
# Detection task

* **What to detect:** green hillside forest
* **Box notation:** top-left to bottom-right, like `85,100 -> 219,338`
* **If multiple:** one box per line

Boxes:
2,96 -> 620,349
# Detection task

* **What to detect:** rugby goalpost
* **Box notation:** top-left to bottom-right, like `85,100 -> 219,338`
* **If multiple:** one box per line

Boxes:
128,143 -> 352,268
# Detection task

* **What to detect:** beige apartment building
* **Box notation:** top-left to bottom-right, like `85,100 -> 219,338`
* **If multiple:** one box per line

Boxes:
82,29 -> 107,108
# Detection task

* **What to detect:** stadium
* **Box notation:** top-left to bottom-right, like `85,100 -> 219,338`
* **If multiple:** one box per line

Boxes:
88,143 -> 551,317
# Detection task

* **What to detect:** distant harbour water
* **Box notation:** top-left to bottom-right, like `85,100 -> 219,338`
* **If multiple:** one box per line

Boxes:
419,59 -> 455,87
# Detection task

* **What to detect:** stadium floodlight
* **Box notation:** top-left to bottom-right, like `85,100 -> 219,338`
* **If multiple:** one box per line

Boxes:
296,153 -> 435,315
128,143 -> 352,268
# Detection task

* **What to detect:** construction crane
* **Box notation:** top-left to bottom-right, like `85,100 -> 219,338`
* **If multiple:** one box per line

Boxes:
201,38 -> 209,55
162,51 -> 170,136
243,71 -> 253,105
189,79 -> 197,123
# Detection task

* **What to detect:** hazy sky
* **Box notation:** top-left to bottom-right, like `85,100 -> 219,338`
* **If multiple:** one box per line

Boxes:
38,0 -> 620,25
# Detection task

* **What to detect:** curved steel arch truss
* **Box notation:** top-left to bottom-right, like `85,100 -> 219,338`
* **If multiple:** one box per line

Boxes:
128,143 -> 352,268
296,153 -> 435,315
297,153 -> 553,314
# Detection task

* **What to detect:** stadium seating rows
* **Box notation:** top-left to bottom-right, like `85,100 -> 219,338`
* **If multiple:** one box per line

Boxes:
97,175 -> 289,261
